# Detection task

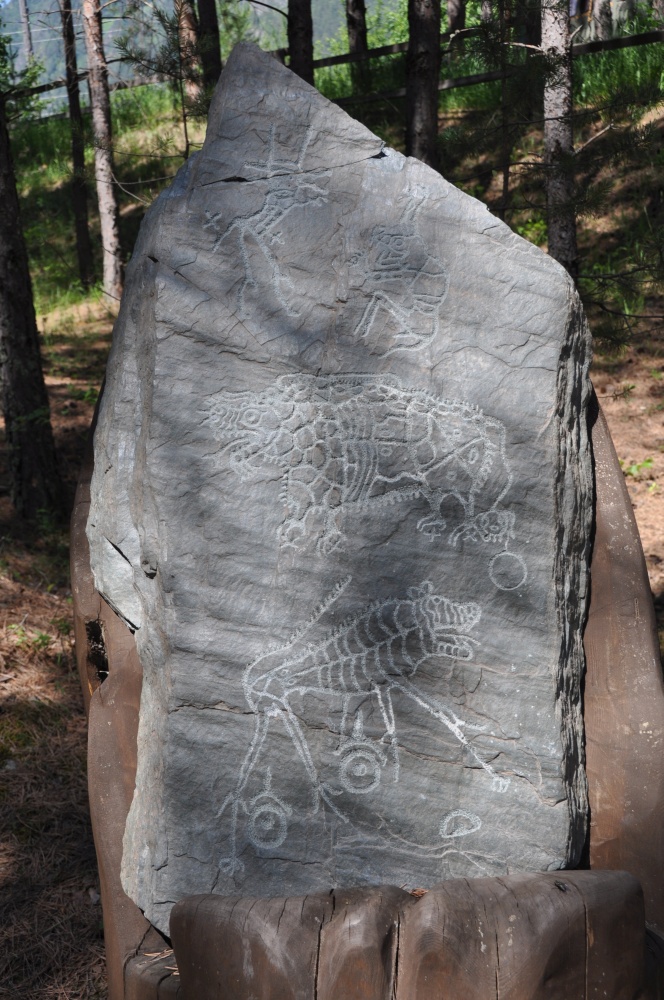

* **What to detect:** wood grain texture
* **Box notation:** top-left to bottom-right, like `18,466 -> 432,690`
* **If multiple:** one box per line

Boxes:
584,401 -> 664,933
71,438 -> 177,1000
171,873 -> 645,999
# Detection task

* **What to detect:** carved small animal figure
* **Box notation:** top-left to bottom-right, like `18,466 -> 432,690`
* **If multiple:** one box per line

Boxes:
203,123 -> 328,317
218,579 -> 508,876
205,374 -> 515,554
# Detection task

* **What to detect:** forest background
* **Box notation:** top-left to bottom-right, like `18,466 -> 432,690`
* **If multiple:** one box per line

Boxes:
0,0 -> 662,996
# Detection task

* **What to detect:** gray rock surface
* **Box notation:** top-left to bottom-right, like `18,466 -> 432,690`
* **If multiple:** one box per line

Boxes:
87,43 -> 593,934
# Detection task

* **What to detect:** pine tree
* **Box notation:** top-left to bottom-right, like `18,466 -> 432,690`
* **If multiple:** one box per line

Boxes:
406,0 -> 442,169
0,93 -> 64,520
288,0 -> 314,84
58,0 -> 93,290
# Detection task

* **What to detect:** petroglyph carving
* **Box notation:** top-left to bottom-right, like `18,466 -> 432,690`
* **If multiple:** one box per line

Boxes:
489,550 -> 528,591
204,124 -> 328,316
348,204 -> 450,355
205,374 -> 515,555
218,579 -> 508,876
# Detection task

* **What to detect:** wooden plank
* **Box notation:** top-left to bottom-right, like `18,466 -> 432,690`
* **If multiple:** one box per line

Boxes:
572,28 -> 664,55
170,892 -> 334,999
394,871 -> 644,1000
71,428 -> 172,1000
170,887 -> 411,1000
313,29 -> 483,69
317,887 -> 407,1000
334,70 -> 507,107
171,873 -> 644,999
584,400 -> 664,935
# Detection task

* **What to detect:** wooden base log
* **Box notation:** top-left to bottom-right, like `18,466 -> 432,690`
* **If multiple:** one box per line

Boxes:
170,872 -> 645,1000
584,403 -> 664,934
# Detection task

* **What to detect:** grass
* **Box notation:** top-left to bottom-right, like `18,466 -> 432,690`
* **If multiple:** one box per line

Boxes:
9,81 -> 201,314
0,296 -> 113,998
0,528 -> 106,999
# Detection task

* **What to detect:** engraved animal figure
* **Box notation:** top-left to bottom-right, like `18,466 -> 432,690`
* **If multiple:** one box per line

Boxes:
204,124 -> 328,317
218,580 -> 508,876
347,204 -> 449,356
205,374 -> 515,555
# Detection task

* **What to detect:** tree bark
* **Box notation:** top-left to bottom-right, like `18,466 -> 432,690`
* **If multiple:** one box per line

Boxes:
59,0 -> 93,290
346,0 -> 371,93
177,0 -> 203,106
197,0 -> 222,93
594,0 -> 613,39
288,0 -> 314,85
447,0 -> 466,34
406,0 -> 442,169
0,97 -> 65,520
18,0 -> 34,64
542,0 -> 578,281
81,0 -> 123,301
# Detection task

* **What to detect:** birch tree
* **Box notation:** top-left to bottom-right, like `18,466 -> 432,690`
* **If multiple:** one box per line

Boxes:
406,0 -> 442,169
0,95 -> 64,520
18,0 -> 33,65
81,0 -> 123,300
542,0 -> 578,280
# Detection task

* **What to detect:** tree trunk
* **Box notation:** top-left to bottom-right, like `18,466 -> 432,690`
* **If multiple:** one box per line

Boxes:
0,97 -> 65,520
59,0 -> 93,290
498,0 -> 511,219
447,0 -> 466,34
288,0 -> 314,85
542,0 -> 578,281
406,0 -> 442,169
346,0 -> 371,93
197,0 -> 222,93
18,0 -> 34,64
594,0 -> 613,38
81,0 -> 123,301
178,0 -> 203,106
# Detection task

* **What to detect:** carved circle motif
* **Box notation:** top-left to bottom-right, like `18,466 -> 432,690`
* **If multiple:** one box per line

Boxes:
489,551 -> 528,591
248,802 -> 288,850
340,748 -> 383,794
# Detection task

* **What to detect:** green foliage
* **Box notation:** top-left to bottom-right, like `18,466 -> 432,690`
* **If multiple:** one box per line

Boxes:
67,384 -> 99,405
115,0 -> 255,156
620,456 -> 655,477
0,23 -> 44,121
367,0 -> 409,46
218,0 -> 256,61
314,0 -> 408,99
575,34 -> 664,106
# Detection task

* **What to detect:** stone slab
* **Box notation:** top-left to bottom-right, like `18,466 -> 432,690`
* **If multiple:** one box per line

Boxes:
87,43 -> 593,933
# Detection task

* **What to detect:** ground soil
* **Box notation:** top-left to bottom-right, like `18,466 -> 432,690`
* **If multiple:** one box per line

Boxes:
0,287 -> 662,997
